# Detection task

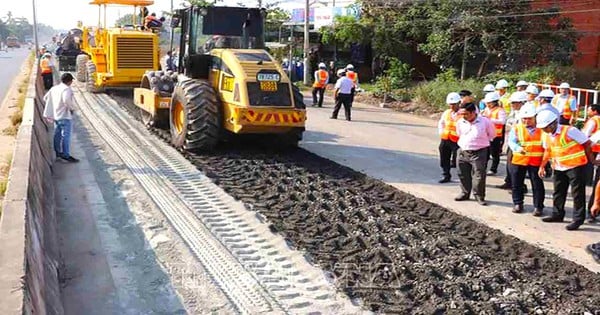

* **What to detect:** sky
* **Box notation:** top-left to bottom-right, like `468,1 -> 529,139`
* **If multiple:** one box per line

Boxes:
1,0 -> 353,31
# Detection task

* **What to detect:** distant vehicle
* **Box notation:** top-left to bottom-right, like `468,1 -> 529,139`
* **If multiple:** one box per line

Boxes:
6,36 -> 20,48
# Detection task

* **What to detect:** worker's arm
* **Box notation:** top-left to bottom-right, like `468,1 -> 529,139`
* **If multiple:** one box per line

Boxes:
62,88 -> 76,112
437,113 -> 445,136
583,120 -> 596,137
591,180 -> 600,217
538,149 -> 551,178
570,97 -> 579,124
489,108 -> 506,125
584,141 -> 596,165
486,118 -> 496,142
507,127 -> 523,153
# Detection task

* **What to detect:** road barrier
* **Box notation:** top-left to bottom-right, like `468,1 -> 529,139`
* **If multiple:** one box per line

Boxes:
0,63 -> 64,314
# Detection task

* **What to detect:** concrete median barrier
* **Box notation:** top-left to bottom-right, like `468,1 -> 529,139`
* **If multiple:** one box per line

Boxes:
0,63 -> 63,314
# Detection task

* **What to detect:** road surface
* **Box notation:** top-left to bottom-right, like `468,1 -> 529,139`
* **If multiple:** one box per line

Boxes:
0,47 -> 31,103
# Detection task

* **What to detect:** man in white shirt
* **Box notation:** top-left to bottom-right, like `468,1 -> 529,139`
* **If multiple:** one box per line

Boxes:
330,69 -> 354,121
552,82 -> 578,125
43,73 -> 79,163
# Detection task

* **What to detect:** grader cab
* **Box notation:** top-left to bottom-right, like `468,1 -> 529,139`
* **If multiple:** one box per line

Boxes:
133,6 -> 306,151
75,0 -> 160,92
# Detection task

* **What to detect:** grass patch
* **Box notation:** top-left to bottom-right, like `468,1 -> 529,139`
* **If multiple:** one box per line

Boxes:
0,153 -> 12,198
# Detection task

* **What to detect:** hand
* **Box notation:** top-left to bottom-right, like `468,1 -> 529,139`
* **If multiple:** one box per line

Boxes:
592,203 -> 600,218
538,167 -> 546,178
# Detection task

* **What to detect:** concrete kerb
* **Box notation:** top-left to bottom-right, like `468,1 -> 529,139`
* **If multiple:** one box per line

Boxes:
0,61 -> 63,314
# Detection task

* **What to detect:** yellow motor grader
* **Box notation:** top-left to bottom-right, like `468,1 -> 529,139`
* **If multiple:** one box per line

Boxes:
133,6 -> 306,151
75,0 -> 160,92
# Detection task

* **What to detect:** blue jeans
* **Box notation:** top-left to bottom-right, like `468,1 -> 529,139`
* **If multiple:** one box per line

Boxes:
54,119 -> 72,157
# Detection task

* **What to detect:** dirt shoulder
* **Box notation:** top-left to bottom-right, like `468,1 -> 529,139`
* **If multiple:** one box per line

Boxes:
0,55 -> 34,204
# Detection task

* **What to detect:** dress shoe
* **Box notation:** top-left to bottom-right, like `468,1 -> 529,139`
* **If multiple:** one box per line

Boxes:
438,177 -> 451,183
495,182 -> 511,190
476,198 -> 487,206
588,216 -> 597,224
454,194 -> 470,201
512,204 -> 524,213
486,170 -> 497,176
566,221 -> 583,231
532,208 -> 543,217
329,116 -> 337,119
585,244 -> 600,263
542,216 -> 564,223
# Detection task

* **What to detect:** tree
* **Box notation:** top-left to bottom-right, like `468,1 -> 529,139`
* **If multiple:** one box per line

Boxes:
115,14 -> 136,27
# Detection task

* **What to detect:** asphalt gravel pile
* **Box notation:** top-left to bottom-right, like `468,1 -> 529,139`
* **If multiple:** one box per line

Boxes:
110,90 -> 600,314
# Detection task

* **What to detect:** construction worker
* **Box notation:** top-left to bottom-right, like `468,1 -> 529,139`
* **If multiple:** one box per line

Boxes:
455,102 -> 496,206
312,62 -> 329,107
515,80 -> 528,92
330,69 -> 353,121
508,103 -> 545,215
536,89 -> 560,117
479,84 -> 495,112
496,79 -> 511,114
537,110 -> 594,231
482,92 -> 506,175
525,84 -> 540,108
437,92 -> 461,183
40,53 -> 54,90
497,91 -> 528,193
345,64 -> 358,103
552,82 -> 578,125
583,104 -> 600,222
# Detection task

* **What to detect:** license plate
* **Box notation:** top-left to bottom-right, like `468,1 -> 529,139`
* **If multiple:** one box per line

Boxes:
260,81 -> 277,92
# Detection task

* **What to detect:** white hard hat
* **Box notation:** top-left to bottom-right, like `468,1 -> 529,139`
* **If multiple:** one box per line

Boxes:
538,89 -> 555,99
345,64 -> 354,70
509,91 -> 528,103
483,91 -> 500,103
519,104 -> 537,119
516,80 -> 528,87
483,84 -> 495,92
446,92 -> 461,104
536,110 -> 558,128
525,85 -> 539,95
318,62 -> 326,69
337,69 -> 346,76
559,82 -> 570,89
495,79 -> 509,89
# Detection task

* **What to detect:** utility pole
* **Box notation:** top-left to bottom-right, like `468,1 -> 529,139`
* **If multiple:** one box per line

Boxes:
32,0 -> 39,58
169,0 -> 174,53
302,0 -> 310,85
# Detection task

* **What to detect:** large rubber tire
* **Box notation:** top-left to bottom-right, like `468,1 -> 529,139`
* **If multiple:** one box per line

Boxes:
75,54 -> 89,82
85,61 -> 103,93
139,71 -> 171,129
170,79 -> 222,152
292,84 -> 306,109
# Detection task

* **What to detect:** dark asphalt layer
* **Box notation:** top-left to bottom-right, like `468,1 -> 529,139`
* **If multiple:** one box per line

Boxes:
0,47 -> 31,103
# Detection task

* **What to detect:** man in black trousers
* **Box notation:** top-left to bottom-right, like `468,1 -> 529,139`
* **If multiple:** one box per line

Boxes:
330,69 -> 354,121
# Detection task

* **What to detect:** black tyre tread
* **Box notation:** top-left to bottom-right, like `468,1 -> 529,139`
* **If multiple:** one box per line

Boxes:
85,61 -> 103,93
140,73 -> 169,129
292,84 -> 306,109
170,79 -> 221,151
75,54 -> 89,82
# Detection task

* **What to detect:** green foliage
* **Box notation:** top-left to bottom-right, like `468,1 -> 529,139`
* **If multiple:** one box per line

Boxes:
372,58 -> 414,102
412,69 -> 483,111
115,14 -> 136,27
321,15 -> 372,48
483,64 -> 576,86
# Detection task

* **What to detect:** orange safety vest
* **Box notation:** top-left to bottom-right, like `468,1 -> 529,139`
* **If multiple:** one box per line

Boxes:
552,95 -> 576,119
512,123 -> 544,166
40,58 -> 52,74
584,115 -> 600,153
312,69 -> 328,88
440,109 -> 459,142
545,126 -> 588,169
346,71 -> 358,86
483,106 -> 504,138
500,93 -> 511,114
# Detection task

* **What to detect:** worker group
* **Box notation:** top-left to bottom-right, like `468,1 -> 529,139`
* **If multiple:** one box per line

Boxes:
437,80 -> 600,231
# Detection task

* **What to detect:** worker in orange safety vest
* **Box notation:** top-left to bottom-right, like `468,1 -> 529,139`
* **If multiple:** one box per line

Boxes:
507,103 -> 545,215
537,110 -> 595,231
311,62 -> 329,107
583,104 -> 600,222
437,92 -> 462,183
345,64 -> 358,103
552,82 -> 578,125
40,52 -> 54,90
482,91 -> 506,176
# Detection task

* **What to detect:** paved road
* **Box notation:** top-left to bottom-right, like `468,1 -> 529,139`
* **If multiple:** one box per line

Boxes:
0,47 -> 31,103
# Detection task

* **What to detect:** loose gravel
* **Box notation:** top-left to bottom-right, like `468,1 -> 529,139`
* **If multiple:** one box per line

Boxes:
111,90 -> 600,314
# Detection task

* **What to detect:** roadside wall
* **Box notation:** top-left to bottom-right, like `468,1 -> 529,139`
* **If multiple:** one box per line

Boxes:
0,63 -> 63,314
